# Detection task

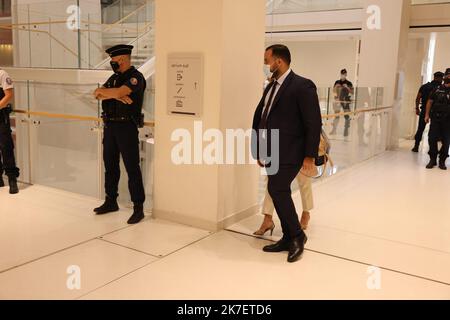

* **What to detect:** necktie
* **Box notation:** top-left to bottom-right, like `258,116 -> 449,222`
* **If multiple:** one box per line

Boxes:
259,81 -> 278,129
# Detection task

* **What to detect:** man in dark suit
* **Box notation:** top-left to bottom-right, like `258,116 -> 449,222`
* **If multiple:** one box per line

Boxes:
252,44 -> 322,263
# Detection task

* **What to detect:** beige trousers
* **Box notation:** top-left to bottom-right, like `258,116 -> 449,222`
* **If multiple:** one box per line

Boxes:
262,172 -> 314,215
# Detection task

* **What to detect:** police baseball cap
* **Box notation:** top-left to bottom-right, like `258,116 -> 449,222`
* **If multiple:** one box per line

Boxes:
106,44 -> 134,57
341,69 -> 347,74
434,71 -> 444,78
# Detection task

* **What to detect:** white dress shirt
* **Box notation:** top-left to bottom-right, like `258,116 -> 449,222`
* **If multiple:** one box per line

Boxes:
262,68 -> 291,117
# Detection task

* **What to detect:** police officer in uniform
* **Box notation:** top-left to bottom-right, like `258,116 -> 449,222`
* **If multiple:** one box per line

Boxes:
412,71 -> 444,152
425,68 -> 450,170
0,69 -> 19,194
93,44 -> 146,224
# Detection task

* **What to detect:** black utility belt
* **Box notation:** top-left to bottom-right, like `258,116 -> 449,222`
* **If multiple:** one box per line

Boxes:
103,117 -> 132,122
102,113 -> 145,128
431,112 -> 450,119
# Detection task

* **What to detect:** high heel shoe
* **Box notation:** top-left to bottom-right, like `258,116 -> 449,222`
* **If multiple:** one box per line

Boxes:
253,223 -> 275,236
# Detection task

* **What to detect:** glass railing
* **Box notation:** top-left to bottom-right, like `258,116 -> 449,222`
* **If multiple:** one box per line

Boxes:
102,0 -> 148,24
266,0 -> 450,14
10,0 -> 154,69
266,0 -> 364,14
317,86 -> 386,176
411,0 -> 450,4
11,80 -> 385,214
257,86 -> 389,201
11,77 -> 155,212
317,86 -> 384,116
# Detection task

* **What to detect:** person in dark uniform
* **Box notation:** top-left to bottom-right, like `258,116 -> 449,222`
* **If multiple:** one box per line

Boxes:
425,68 -> 450,170
93,44 -> 146,224
0,69 -> 19,194
330,69 -> 354,137
412,71 -> 444,152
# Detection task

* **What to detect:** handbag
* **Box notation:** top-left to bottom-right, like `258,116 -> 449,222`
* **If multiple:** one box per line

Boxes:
301,129 -> 334,179
314,129 -> 334,177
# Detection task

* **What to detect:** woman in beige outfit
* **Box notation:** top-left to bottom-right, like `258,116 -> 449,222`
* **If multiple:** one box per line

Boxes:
254,172 -> 313,235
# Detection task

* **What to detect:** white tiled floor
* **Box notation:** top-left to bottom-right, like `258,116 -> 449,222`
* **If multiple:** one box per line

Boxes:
0,141 -> 449,299
81,231 -> 450,300
0,239 -> 157,300
101,219 -> 212,257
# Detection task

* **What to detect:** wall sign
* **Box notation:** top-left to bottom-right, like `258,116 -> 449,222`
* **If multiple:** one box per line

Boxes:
167,53 -> 204,117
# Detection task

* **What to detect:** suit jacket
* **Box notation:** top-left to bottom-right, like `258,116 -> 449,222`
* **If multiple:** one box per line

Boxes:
251,71 -> 322,165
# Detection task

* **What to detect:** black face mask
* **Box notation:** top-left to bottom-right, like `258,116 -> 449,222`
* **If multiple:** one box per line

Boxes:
110,61 -> 120,73
444,78 -> 450,85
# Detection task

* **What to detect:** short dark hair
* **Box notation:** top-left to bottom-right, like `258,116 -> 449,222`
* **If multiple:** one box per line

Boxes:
266,44 -> 291,65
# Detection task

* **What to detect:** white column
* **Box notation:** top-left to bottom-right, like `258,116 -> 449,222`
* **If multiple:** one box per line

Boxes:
153,0 -> 266,231
358,0 -> 411,149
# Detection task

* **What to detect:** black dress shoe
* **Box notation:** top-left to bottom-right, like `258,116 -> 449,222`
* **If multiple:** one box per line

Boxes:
411,146 -> 419,153
8,177 -> 19,194
426,159 -> 437,169
127,203 -> 145,224
287,234 -> 308,263
0,176 -> 4,188
263,238 -> 290,253
94,196 -> 119,215
439,160 -> 447,170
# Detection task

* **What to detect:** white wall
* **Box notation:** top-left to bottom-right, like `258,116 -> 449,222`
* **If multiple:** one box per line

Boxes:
153,0 -> 265,230
433,32 -> 450,73
401,37 -> 427,139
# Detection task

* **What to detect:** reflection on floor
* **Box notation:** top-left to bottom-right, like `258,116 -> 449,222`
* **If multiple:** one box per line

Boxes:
0,141 -> 449,299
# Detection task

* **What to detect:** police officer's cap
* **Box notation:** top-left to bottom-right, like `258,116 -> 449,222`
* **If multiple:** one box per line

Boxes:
434,71 -> 444,78
445,68 -> 450,76
340,69 -> 347,74
106,44 -> 134,57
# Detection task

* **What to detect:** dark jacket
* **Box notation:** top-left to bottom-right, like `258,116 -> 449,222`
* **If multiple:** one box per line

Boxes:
252,71 -> 322,165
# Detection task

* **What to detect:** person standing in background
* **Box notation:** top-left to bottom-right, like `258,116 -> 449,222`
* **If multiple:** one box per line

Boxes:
412,71 -> 444,153
0,69 -> 19,194
330,69 -> 354,137
425,68 -> 450,170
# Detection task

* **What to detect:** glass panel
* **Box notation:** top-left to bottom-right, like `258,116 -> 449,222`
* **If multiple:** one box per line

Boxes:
96,0 -> 154,70
28,117 -> 101,197
267,0 -> 364,14
10,0 -> 154,70
13,75 -> 155,212
25,82 -> 101,197
259,86 -> 387,200
411,0 -> 450,4
28,82 -> 100,117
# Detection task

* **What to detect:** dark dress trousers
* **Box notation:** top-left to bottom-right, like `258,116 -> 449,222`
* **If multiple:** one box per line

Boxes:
252,71 -> 322,240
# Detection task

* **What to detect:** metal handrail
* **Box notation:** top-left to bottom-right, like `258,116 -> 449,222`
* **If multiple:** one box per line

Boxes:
12,106 -> 392,128
13,109 -> 155,127
321,106 -> 392,119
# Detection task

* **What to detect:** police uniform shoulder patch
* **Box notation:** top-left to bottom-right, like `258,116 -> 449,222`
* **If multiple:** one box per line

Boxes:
6,77 -> 12,85
130,77 -> 138,85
